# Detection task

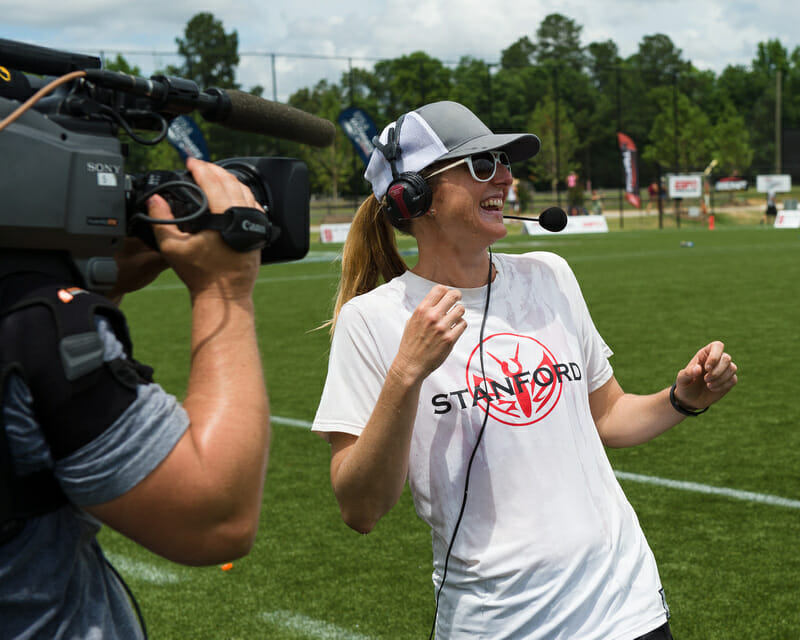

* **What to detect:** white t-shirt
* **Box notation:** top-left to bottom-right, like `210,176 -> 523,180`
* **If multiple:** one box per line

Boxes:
313,252 -> 669,640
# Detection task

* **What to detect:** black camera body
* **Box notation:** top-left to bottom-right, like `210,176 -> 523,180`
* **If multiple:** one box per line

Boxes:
0,39 -> 310,290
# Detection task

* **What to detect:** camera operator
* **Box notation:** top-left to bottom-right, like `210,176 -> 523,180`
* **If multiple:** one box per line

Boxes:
0,157 -> 270,639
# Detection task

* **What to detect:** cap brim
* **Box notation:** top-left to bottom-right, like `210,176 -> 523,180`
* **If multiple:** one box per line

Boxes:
436,132 -> 541,164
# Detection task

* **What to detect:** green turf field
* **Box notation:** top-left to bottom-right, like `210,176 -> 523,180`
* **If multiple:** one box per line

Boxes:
104,224 -> 800,639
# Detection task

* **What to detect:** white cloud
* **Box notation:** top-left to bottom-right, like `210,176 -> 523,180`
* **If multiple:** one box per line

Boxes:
3,0 -> 799,101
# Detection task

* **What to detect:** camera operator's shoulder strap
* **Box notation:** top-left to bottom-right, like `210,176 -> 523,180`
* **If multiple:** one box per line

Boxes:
0,280 -> 153,543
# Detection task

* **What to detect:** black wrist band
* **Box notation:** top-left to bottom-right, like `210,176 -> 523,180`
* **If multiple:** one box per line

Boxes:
669,383 -> 709,417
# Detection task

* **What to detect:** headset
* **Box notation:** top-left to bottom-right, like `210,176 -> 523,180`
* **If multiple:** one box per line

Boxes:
371,114 -> 433,224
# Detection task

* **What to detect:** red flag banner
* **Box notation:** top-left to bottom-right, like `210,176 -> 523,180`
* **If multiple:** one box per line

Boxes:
617,132 -> 641,208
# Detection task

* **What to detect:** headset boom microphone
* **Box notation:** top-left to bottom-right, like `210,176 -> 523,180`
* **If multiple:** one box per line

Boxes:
503,206 -> 568,232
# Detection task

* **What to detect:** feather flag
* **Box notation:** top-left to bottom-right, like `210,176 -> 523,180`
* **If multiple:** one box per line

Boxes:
617,132 -> 641,208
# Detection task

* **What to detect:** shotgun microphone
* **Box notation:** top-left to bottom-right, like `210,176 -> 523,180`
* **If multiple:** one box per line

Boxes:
201,89 -> 337,147
504,206 -> 568,232
82,70 -> 336,147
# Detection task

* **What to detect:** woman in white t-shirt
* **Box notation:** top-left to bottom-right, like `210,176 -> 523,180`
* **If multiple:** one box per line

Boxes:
312,101 -> 738,640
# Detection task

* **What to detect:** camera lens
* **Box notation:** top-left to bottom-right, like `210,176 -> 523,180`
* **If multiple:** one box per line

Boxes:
218,161 -> 270,210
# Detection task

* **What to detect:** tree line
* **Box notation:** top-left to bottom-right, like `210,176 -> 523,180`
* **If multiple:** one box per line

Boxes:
112,12 -> 800,201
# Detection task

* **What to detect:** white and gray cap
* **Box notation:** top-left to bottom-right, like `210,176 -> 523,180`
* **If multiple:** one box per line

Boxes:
365,100 -> 541,200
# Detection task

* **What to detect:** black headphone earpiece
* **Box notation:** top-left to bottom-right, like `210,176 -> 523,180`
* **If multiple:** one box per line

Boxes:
385,172 -> 432,223
372,114 -> 433,224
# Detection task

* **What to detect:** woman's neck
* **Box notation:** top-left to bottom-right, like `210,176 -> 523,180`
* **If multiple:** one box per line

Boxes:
411,247 -> 494,288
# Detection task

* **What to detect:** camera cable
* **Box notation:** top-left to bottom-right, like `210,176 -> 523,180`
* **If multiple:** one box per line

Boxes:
99,104 -> 168,145
0,70 -> 86,132
428,246 -> 494,640
103,554 -> 148,640
129,180 -> 209,226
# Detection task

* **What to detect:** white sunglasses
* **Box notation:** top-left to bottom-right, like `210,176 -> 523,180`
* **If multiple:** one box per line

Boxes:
426,150 -> 512,183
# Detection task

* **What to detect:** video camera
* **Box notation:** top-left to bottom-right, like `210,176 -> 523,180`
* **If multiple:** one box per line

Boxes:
0,38 -> 335,290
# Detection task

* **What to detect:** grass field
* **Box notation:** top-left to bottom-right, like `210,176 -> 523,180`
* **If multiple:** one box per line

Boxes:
103,222 -> 800,639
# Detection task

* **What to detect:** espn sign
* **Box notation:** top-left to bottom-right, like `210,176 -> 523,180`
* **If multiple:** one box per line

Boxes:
668,175 -> 703,198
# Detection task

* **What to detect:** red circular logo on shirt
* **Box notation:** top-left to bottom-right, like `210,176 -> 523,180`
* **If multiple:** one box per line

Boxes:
466,333 -> 564,426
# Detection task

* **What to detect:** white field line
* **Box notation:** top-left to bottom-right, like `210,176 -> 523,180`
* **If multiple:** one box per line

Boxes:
131,239 -> 794,293
106,557 -> 377,639
143,272 -> 337,292
103,552 -> 182,585
260,610 -> 373,640
614,470 -> 800,509
273,416 -> 800,510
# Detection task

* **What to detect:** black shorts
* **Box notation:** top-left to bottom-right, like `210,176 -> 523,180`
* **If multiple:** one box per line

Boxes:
635,621 -> 673,640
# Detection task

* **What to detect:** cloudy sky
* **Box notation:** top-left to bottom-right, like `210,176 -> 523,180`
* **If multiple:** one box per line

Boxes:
3,0 -> 798,102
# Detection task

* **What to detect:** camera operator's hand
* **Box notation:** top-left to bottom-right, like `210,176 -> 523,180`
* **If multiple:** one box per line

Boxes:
106,237 -> 168,305
146,157 -> 262,301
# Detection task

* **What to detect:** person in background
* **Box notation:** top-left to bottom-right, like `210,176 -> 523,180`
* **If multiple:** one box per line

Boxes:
312,101 -> 738,640
646,180 -> 659,212
1,158 -> 271,640
507,178 -> 520,213
566,170 -> 584,215
591,188 -> 604,215
761,190 -> 778,225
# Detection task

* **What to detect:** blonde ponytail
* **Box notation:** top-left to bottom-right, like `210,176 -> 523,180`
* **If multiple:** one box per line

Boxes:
327,195 -> 408,335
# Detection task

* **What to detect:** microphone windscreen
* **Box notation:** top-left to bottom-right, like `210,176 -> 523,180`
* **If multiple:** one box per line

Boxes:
213,90 -> 336,147
538,206 -> 568,232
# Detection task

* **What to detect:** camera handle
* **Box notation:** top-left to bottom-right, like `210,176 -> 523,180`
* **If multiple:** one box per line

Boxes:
192,207 -> 279,253
128,206 -> 277,254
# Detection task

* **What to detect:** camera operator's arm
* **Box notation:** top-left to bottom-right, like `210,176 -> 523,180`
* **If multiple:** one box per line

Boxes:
86,158 -> 270,566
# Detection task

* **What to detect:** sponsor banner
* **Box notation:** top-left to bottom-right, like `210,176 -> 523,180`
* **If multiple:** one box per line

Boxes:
756,174 -> 792,193
338,107 -> 378,167
617,132 -> 641,207
523,215 -> 608,235
668,174 -> 703,198
774,211 -> 800,228
715,178 -> 748,192
166,115 -> 210,161
319,223 -> 352,243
